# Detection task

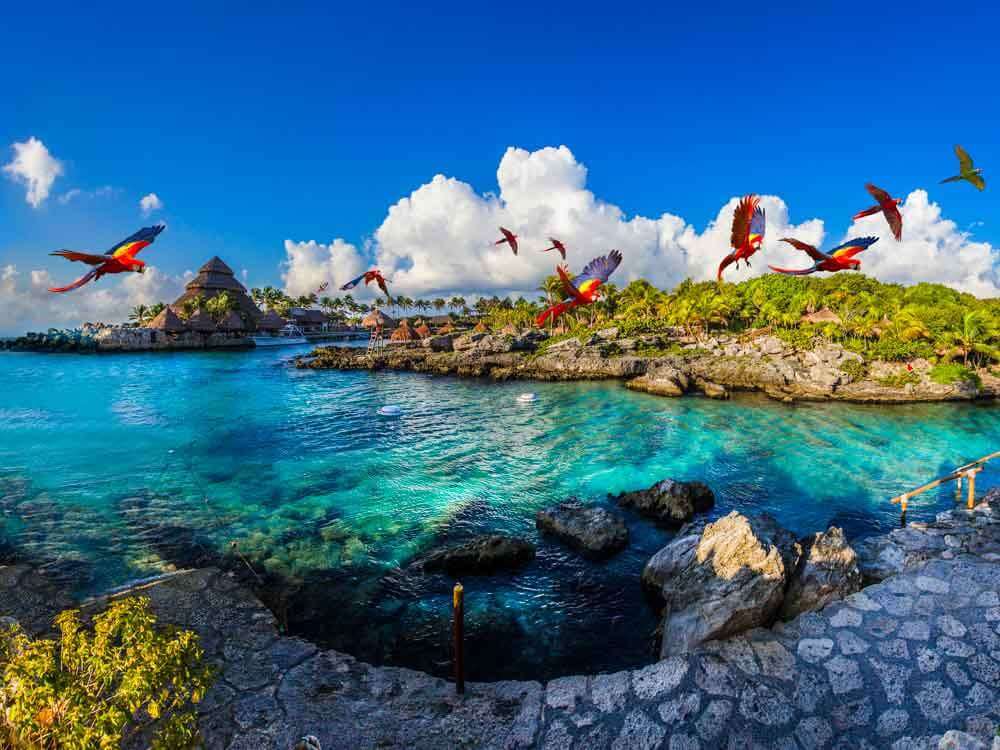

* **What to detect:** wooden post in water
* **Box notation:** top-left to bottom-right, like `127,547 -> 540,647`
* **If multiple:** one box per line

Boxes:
967,468 -> 979,509
453,582 -> 465,695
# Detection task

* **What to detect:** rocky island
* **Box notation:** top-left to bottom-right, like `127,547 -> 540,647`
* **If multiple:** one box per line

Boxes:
297,326 -> 999,404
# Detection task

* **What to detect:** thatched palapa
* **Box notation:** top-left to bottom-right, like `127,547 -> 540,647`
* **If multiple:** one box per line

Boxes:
801,308 -> 843,325
186,310 -> 217,333
414,323 -> 431,338
362,310 -> 389,328
390,319 -> 416,342
219,311 -> 245,332
148,306 -> 186,333
173,257 -> 260,327
473,320 -> 488,334
257,310 -> 286,331
436,322 -> 455,334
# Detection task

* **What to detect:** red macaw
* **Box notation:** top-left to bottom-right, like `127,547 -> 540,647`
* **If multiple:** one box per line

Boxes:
317,281 -> 329,294
341,269 -> 390,297
495,226 -> 518,255
769,236 -> 879,275
542,237 -> 567,259
536,250 -> 623,327
854,183 -> 902,240
48,225 -> 165,293
717,195 -> 765,281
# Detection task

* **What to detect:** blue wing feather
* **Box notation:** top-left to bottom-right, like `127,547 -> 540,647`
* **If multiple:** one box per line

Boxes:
750,207 -> 766,237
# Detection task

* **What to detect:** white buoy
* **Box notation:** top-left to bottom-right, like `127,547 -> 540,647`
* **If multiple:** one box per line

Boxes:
517,393 -> 538,403
378,405 -> 402,416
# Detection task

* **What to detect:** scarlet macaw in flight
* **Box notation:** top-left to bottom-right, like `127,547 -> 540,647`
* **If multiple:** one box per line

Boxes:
341,270 -> 390,297
48,225 -> 165,293
316,282 -> 329,294
536,250 -> 623,327
769,236 -> 879,275
495,227 -> 518,255
542,238 -> 567,259
940,145 -> 985,191
854,183 -> 902,240
717,195 -> 765,281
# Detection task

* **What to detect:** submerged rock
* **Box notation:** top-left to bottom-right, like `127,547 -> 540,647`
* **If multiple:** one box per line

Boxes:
644,511 -> 801,657
419,535 -> 536,576
614,478 -> 714,526
781,526 -> 861,620
536,501 -> 629,559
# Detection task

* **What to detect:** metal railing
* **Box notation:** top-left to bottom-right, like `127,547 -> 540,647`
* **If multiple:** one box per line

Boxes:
890,450 -> 1000,516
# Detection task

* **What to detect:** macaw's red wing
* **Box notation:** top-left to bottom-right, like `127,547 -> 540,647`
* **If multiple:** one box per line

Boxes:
497,227 -> 518,255
108,225 -> 165,259
768,264 -> 817,276
865,183 -> 892,204
557,265 -> 584,301
376,276 -> 389,297
50,250 -> 112,265
730,195 -> 760,249
340,272 -> 366,291
780,238 -> 827,262
831,236 -> 879,260
48,268 -> 99,293
883,204 -> 903,241
717,252 -> 737,281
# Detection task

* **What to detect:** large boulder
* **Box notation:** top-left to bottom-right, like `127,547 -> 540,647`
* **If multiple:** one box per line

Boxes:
780,526 -> 861,620
625,365 -> 690,397
419,535 -> 535,576
614,479 -> 714,526
424,334 -> 454,352
536,501 -> 629,559
644,512 -> 802,657
452,332 -> 487,352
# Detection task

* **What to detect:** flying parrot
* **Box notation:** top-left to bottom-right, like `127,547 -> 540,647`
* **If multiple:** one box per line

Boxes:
48,225 -> 165,293
853,183 -> 902,241
940,145 -> 985,191
769,236 -> 879,275
542,238 -> 567,259
316,281 -> 329,294
341,270 -> 390,297
717,195 -> 765,281
536,249 -> 623,327
495,227 -> 518,255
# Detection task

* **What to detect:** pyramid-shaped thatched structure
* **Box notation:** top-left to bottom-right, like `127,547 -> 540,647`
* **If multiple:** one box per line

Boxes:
148,306 -> 186,332
219,311 -> 245,332
173,257 -> 260,327
186,309 -> 217,332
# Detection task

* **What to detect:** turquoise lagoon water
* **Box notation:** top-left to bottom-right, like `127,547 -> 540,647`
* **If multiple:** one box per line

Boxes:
1,345 -> 998,679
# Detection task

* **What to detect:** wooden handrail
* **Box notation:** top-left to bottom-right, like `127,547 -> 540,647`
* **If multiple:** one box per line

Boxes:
889,450 -> 997,514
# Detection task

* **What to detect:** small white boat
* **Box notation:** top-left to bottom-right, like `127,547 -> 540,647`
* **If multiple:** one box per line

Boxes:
252,324 -> 308,347
517,393 -> 538,403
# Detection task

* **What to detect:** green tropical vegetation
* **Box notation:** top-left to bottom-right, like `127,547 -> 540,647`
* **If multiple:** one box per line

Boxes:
0,597 -> 214,750
479,273 -> 999,367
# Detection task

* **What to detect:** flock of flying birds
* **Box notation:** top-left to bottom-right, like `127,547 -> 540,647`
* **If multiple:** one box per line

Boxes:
45,145 -> 987,329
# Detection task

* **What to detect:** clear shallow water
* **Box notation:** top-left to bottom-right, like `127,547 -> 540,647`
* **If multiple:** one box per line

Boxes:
1,346 -> 998,679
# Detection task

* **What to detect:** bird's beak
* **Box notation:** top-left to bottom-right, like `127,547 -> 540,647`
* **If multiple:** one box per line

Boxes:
137,266 -> 146,274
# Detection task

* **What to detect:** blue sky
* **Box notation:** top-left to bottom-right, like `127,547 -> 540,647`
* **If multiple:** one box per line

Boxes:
1,0 -> 997,329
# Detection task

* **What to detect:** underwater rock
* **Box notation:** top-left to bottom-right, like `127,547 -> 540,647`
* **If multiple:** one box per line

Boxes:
781,526 -> 862,620
535,501 -> 629,559
614,478 -> 715,526
644,511 -> 801,657
419,535 -> 536,576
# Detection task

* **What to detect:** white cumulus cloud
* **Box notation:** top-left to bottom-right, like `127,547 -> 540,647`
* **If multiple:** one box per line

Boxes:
139,192 -> 164,215
281,145 -> 998,302
3,137 -> 64,208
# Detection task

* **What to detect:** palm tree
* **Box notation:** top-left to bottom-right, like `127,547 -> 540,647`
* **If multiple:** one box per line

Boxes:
433,298 -> 446,312
943,311 -> 998,366
129,304 -> 150,327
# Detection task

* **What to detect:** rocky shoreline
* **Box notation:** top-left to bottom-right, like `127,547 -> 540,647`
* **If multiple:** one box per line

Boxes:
297,328 -> 1000,405
3,487 -> 999,748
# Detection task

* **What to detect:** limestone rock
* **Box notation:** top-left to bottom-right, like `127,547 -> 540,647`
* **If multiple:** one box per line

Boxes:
424,334 -> 454,352
645,512 -> 802,656
615,479 -> 715,526
536,501 -> 629,559
625,365 -> 690,397
419,535 -> 536,575
781,526 -> 862,620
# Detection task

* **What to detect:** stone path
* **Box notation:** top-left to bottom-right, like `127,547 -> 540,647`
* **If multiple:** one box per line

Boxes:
2,498 -> 1000,749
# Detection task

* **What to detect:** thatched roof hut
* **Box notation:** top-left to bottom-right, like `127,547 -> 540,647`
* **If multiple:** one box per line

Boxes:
801,308 -> 842,326
148,306 -> 186,333
414,323 -> 432,338
473,320 -> 488,334
173,257 -> 260,325
186,310 -> 217,332
219,311 -> 245,332
257,310 -> 286,331
436,322 -> 455,335
390,319 -> 416,342
362,310 -> 389,328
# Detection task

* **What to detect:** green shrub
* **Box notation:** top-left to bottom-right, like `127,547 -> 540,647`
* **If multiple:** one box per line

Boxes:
878,371 -> 920,387
0,597 -> 215,750
840,359 -> 867,382
929,363 -> 981,387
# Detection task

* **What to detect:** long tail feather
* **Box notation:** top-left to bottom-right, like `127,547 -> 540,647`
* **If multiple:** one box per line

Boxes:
536,301 -> 572,327
852,205 -> 881,220
768,265 -> 816,276
48,268 -> 99,293
717,252 -> 737,281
